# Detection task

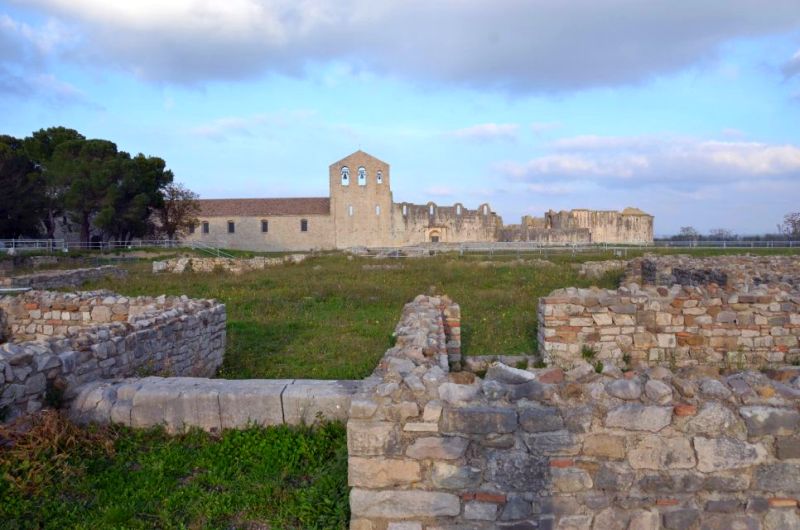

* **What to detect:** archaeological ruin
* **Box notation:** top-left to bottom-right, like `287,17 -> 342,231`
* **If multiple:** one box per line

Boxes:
182,150 -> 654,251
2,252 -> 800,529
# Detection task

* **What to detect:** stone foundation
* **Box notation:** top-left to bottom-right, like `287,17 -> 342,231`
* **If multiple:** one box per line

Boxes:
624,255 -> 800,288
347,295 -> 800,529
0,265 -> 126,289
152,254 -> 306,274
0,290 -> 225,419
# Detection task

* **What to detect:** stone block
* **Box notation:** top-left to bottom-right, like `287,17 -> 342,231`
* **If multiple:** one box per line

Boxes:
594,463 -> 635,491
628,435 -> 695,470
739,406 -> 800,436
556,515 -> 592,530
606,379 -> 642,400
348,457 -> 422,487
348,420 -> 400,456
583,434 -> 625,459
349,489 -> 460,518
522,430 -> 580,456
282,380 -> 360,424
754,463 -> 800,491
551,467 -> 592,493
519,404 -> 564,433
431,462 -> 482,489
644,379 -> 672,404
441,406 -> 517,434
464,501 -> 498,521
218,380 -> 288,428
605,404 -> 672,432
776,436 -> 800,459
699,515 -> 759,530
406,436 -> 468,460
486,362 -> 536,384
486,450 -> 547,491
681,401 -> 739,436
662,509 -> 699,530
694,436 -> 767,472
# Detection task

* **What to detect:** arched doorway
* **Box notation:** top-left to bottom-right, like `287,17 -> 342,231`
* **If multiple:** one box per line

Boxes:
429,230 -> 441,243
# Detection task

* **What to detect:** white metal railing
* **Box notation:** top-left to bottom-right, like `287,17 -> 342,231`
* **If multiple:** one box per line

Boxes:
189,241 -> 236,259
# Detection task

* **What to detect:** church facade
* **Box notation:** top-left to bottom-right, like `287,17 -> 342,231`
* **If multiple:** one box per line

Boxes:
184,151 -> 653,251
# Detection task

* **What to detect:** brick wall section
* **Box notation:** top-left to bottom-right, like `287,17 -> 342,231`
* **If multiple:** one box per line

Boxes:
0,265 -> 126,289
348,306 -> 800,529
0,290 -> 225,420
538,283 -> 800,370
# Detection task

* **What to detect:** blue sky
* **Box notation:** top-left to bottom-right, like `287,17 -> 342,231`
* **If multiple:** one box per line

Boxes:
2,1 -> 800,236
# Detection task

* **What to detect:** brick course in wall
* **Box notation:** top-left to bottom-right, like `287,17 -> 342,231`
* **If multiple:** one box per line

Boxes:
0,290 -> 225,420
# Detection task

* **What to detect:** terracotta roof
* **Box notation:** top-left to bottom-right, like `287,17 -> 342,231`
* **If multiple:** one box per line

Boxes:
197,198 -> 330,217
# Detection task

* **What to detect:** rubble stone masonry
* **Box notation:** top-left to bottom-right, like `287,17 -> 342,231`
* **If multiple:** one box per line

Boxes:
348,295 -> 800,529
0,290 -> 225,419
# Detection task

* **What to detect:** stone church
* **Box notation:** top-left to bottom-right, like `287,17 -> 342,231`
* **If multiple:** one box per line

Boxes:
184,151 -> 653,251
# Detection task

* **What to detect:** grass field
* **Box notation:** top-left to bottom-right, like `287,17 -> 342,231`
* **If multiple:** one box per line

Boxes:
85,253 -> 626,379
4,247 -> 799,529
0,412 -> 348,529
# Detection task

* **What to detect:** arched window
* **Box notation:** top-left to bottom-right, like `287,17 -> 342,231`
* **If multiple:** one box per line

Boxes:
375,205 -> 381,216
402,204 -> 408,216
348,205 -> 354,217
376,170 -> 383,184
483,205 -> 489,216
189,224 -> 196,234
341,166 -> 350,186
429,204 -> 435,216
456,204 -> 462,216
358,166 -> 367,186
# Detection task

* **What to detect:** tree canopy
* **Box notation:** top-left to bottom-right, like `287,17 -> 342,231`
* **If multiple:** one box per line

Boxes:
0,126 -> 192,243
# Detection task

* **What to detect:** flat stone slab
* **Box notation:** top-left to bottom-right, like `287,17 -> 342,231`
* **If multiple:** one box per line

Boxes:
69,377 -> 361,433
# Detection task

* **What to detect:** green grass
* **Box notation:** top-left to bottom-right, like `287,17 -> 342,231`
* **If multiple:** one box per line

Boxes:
84,248 -> 800,380
0,412 -> 348,530
86,253 -> 626,379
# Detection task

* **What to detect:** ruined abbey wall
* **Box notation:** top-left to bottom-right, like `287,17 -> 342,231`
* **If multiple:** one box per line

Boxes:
0,290 -> 225,420
348,295 -> 800,530
546,208 -> 654,244
390,203 -> 501,245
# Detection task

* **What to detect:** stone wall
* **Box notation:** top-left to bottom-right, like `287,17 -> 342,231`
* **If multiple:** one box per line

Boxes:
0,290 -> 225,420
391,203 -> 502,246
347,295 -> 800,528
0,266 -> 126,289
499,226 -> 592,245
538,283 -> 800,370
152,254 -> 306,274
625,255 -> 800,289
546,208 -> 654,244
70,377 -> 360,434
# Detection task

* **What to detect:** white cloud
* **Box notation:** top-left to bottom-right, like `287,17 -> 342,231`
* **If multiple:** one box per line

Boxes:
189,110 -> 316,140
8,0 -> 800,91
783,49 -> 800,79
450,123 -> 519,142
497,135 -> 800,188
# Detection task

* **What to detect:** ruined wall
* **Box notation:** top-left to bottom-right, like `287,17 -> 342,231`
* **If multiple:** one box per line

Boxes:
538,283 -> 800,370
545,208 -> 654,244
390,203 -> 501,245
0,290 -> 225,420
499,226 -> 592,245
625,255 -> 800,289
1,266 -> 126,289
348,295 -> 800,529
152,254 -> 306,274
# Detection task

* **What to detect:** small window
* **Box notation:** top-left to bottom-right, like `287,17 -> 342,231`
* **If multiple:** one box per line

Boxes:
358,166 -> 367,186
376,205 -> 381,216
301,219 -> 308,232
227,221 -> 235,233
261,220 -> 268,233
202,222 -> 209,234
348,205 -> 354,217
376,170 -> 383,184
402,204 -> 408,216
429,204 -> 435,216
189,224 -> 195,234
456,205 -> 462,215
341,166 -> 350,186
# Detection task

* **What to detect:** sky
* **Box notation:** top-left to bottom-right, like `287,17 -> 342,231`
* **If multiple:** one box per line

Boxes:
2,1 -> 800,236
